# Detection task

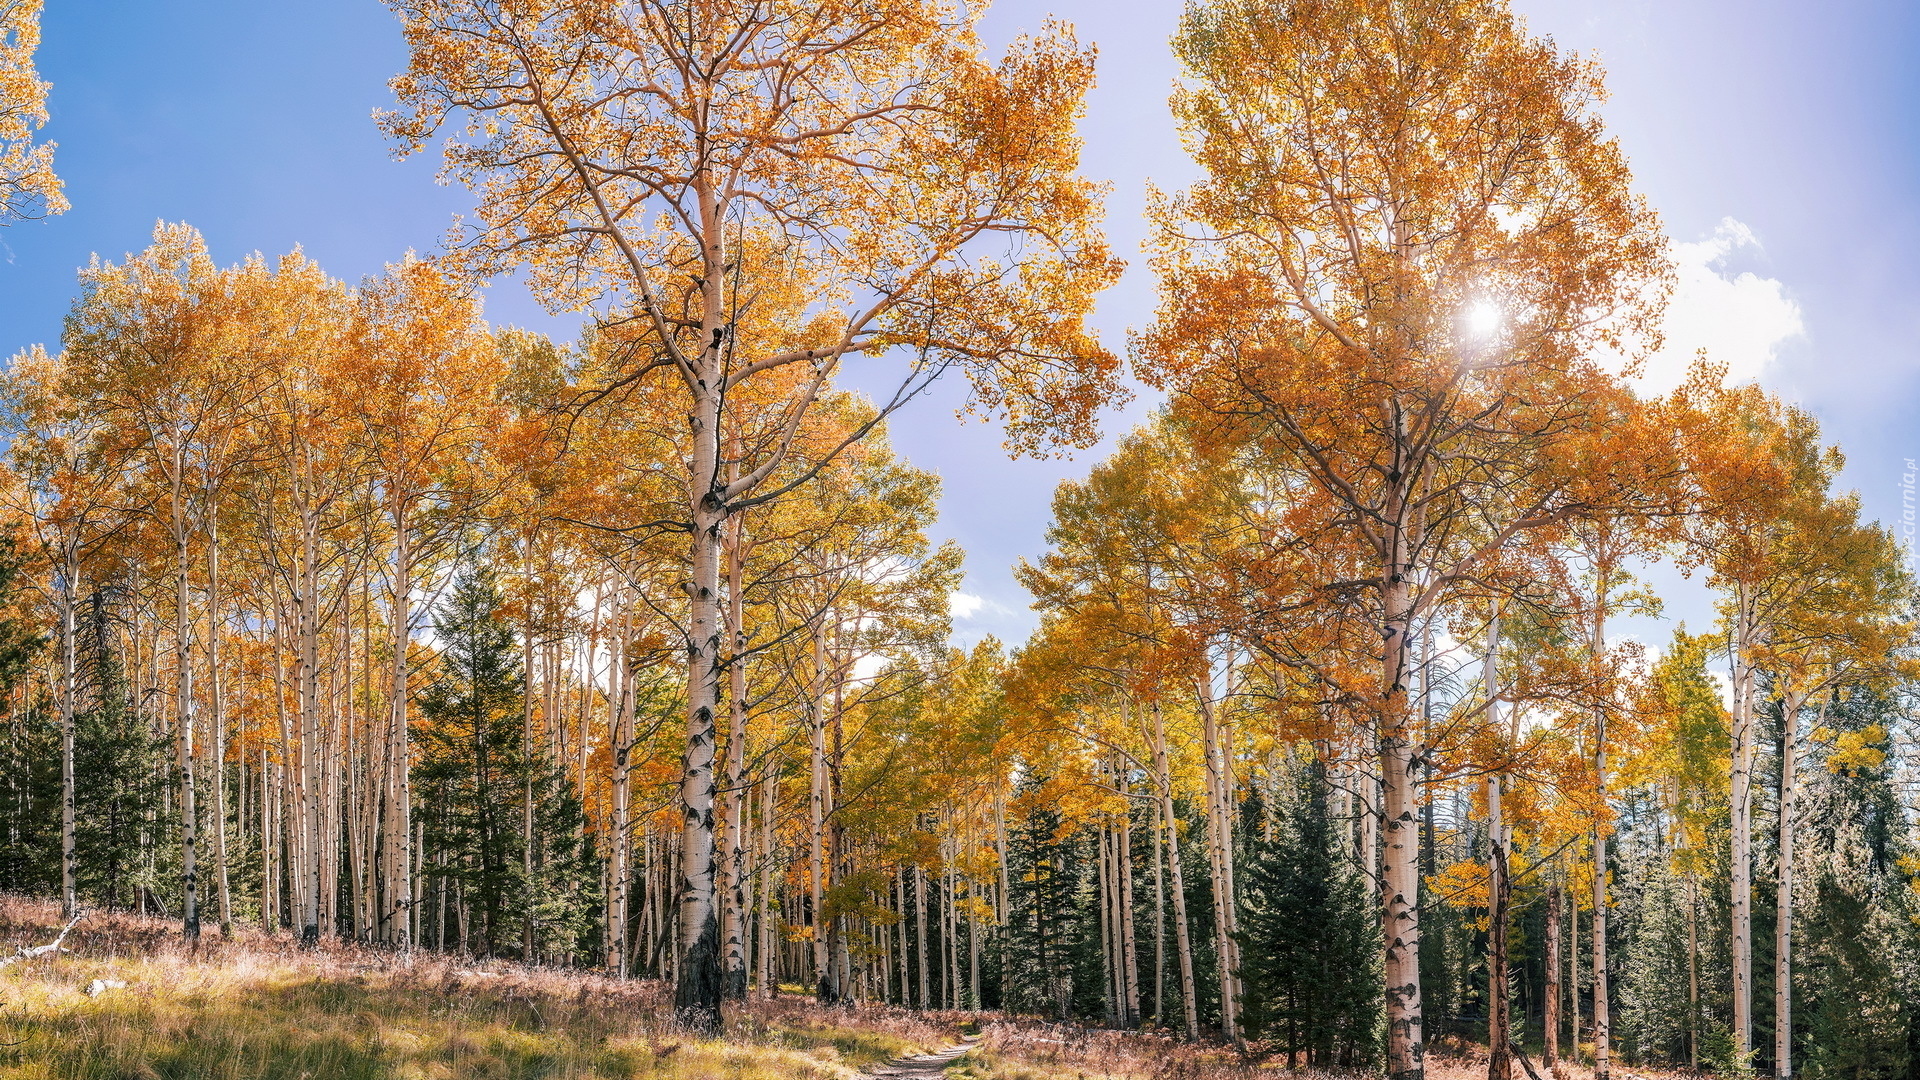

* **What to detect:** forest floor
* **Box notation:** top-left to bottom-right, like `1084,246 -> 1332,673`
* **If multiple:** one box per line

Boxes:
0,897 -> 1687,1080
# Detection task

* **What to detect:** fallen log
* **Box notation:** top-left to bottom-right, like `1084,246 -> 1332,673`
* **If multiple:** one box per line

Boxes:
0,910 -> 85,970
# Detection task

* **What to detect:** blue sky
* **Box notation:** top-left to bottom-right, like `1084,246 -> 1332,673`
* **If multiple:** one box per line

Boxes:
3,1 -> 1917,648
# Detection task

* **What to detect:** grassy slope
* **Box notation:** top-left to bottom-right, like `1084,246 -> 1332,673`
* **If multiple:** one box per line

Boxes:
0,897 -> 957,1080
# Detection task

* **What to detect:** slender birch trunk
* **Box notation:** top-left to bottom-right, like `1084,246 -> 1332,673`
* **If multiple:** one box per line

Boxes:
994,786 -> 1011,924
609,601 -> 634,974
58,551 -> 77,919
263,753 -> 278,933
944,839 -> 959,1008
720,503 -> 751,999
1197,680 -> 1241,1040
1103,822 -> 1122,1023
1730,590 -> 1758,1059
1775,691 -> 1813,1080
758,763 -> 778,998
1152,793 -> 1166,1026
294,484 -> 325,944
809,621 -> 834,1002
1379,562 -> 1424,1080
207,523 -> 232,937
969,870 -> 982,1009
1570,883 -> 1581,1058
1593,597 -> 1612,1080
1486,615 -> 1510,1080
1117,763 -> 1140,1027
895,868 -> 910,1004
172,457 -> 200,942
914,861 -> 929,1009
383,502 -> 415,946
1151,699 -> 1200,1039
522,546 -> 537,961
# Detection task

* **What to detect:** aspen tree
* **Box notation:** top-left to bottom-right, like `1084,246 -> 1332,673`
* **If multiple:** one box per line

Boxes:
1143,2 -> 1666,1072
1484,614 -> 1511,1080
232,252 -> 359,944
1675,384 -> 1837,1060
1546,880 -> 1563,1067
383,0 -> 1120,1027
62,225 -> 261,942
345,259 -> 505,947
0,0 -> 62,221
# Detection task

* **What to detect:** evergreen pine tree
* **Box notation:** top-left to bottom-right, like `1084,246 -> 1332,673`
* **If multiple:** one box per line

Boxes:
1001,774 -> 1090,1019
1617,842 -> 1694,1064
71,586 -> 166,911
415,568 -> 593,958
1237,759 -> 1381,1067
1794,690 -> 1913,1079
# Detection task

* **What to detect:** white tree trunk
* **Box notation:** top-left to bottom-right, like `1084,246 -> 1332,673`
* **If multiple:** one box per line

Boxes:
1151,699 -> 1200,1039
1380,568 -> 1425,1080
1197,680 -> 1241,1040
1730,594 -> 1758,1057
1775,691 -> 1810,1080
58,552 -> 77,919
720,508 -> 751,998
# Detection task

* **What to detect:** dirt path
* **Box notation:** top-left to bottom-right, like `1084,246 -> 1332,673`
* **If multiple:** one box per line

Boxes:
862,1036 -> 978,1078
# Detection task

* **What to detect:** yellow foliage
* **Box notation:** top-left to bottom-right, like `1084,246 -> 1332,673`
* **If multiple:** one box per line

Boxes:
1817,723 -> 1888,776
1429,860 -> 1490,912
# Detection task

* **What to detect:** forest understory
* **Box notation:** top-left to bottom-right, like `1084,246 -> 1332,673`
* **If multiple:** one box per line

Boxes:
0,896 -> 1684,1080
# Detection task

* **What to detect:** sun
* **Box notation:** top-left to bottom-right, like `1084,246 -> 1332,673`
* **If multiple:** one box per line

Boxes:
1466,300 -> 1503,339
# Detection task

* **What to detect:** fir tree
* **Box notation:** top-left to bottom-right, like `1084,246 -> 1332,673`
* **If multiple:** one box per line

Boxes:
71,586 -> 166,911
1794,689 -> 1914,1079
415,568 -> 593,959
1237,759 -> 1380,1067
1001,774 -> 1090,1019
1617,844 -> 1694,1064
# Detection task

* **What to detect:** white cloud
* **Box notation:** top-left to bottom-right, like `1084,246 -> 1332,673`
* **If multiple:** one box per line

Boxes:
1629,217 -> 1804,396
949,591 -> 985,620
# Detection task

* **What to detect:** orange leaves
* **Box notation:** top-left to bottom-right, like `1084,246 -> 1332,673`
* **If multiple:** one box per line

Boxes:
382,0 -> 1122,459
1137,2 -> 1676,771
0,0 -> 59,221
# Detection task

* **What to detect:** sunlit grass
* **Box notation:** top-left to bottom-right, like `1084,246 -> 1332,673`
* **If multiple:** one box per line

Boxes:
2,897 -> 1688,1080
0,895 -> 949,1080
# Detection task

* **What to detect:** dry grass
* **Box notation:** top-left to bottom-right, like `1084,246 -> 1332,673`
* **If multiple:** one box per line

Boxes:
0,897 -> 1708,1080
0,895 -> 954,1080
949,1020 -> 1705,1080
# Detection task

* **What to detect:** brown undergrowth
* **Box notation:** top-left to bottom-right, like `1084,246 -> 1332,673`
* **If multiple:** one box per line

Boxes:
0,895 -> 953,1079
0,897 -> 1698,1080
950,1019 -> 1701,1080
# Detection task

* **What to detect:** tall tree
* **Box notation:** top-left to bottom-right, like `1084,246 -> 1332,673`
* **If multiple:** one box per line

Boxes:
1141,2 -> 1667,1074
1675,386 -> 1840,1064
1748,499 -> 1916,1080
382,0 -> 1122,1028
416,567 -> 596,958
345,257 -> 506,947
62,223 -> 259,941
3,346 -> 140,920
